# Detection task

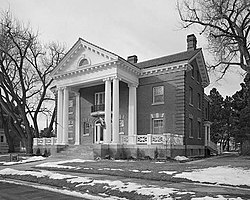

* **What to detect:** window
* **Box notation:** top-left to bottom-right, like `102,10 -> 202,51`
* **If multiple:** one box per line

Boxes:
0,135 -> 4,143
205,108 -> 208,120
198,121 -> 201,139
197,93 -> 201,109
119,115 -> 125,133
189,87 -> 193,105
189,118 -> 193,137
153,86 -> 164,104
152,118 -> 164,134
95,92 -> 105,105
196,70 -> 200,83
79,58 -> 89,67
84,122 -> 90,135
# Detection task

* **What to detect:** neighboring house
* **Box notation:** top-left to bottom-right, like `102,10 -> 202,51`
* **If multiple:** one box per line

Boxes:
0,112 -> 8,154
33,34 -> 217,158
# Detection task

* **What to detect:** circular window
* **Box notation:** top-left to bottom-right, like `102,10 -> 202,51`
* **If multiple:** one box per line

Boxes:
78,58 -> 89,67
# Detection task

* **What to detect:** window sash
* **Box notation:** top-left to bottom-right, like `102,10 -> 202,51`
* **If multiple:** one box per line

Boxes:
198,121 -> 201,138
189,118 -> 193,137
95,92 -> 105,105
153,118 -> 164,134
189,87 -> 193,105
198,93 -> 201,109
153,86 -> 164,103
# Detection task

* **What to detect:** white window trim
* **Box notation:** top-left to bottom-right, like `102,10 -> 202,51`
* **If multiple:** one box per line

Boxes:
152,118 -> 164,134
95,92 -> 105,105
152,86 -> 164,104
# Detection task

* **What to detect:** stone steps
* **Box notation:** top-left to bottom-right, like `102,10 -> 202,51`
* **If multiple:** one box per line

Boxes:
53,145 -> 94,159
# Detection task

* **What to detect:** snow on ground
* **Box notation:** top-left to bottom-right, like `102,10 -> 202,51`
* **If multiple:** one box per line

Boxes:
174,156 -> 189,161
0,168 -> 245,199
36,159 -> 94,169
158,171 -> 177,175
191,195 -> 243,200
0,156 -> 46,166
174,166 -> 250,186
0,168 -> 193,199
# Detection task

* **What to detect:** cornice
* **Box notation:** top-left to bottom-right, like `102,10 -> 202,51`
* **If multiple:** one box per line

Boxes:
139,63 -> 189,78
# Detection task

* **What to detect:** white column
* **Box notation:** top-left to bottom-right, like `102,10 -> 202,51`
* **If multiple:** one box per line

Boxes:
112,76 -> 120,143
128,84 -> 137,144
56,88 -> 63,144
104,78 -> 112,143
75,92 -> 80,145
62,87 -> 69,145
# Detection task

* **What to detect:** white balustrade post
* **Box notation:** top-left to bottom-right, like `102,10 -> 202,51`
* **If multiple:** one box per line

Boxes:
75,92 -> 80,145
147,134 -> 152,145
112,77 -> 120,143
62,87 -> 69,145
33,138 -> 38,146
104,78 -> 112,143
56,88 -> 63,144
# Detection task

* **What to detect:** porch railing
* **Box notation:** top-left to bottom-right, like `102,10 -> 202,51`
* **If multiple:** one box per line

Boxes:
33,137 -> 57,146
120,133 -> 184,145
91,104 -> 105,112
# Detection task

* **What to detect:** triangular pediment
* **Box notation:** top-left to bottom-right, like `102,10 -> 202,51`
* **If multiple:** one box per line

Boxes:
51,38 -> 119,77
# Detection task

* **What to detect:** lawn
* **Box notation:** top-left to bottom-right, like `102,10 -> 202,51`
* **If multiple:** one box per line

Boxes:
34,153 -> 250,186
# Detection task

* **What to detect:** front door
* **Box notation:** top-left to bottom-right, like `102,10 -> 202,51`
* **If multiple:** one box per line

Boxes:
94,123 -> 104,144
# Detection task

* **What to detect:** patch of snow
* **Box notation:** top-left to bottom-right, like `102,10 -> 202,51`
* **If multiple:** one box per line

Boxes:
129,169 -> 140,173
36,159 -> 94,169
191,195 -> 243,200
174,166 -> 250,186
158,171 -> 177,175
174,156 -> 189,161
1,156 -> 46,166
154,161 -> 165,164
0,168 -> 194,199
0,168 -> 76,179
141,170 -> 151,173
67,177 -> 93,184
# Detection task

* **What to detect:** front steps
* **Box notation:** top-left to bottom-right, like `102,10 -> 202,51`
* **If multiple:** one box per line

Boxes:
53,144 -> 94,160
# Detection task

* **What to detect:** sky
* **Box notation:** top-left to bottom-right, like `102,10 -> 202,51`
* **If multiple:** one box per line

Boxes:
0,0 -> 245,128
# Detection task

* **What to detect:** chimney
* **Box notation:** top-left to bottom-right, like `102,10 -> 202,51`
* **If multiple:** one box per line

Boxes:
187,34 -> 197,51
127,55 -> 138,64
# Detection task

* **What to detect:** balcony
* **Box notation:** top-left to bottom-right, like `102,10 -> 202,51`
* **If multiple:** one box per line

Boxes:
91,104 -> 105,116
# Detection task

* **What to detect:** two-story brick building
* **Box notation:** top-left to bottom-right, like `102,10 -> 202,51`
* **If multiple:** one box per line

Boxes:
33,34 -> 216,158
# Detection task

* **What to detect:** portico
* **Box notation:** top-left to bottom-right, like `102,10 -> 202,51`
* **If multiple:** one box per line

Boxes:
51,38 -> 140,146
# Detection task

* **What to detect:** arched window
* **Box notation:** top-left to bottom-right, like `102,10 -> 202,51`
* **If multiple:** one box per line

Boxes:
78,58 -> 89,67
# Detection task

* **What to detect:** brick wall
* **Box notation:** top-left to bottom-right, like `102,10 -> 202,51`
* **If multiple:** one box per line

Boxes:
184,59 -> 204,147
137,71 -> 185,136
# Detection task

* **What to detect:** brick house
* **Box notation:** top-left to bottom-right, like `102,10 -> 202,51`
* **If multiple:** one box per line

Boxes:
33,34 -> 216,158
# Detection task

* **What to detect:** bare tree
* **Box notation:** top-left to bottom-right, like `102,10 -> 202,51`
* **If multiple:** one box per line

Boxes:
177,0 -> 250,77
0,11 -> 65,154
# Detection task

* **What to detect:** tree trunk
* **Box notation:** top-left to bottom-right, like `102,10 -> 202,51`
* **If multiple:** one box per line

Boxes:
25,134 -> 33,155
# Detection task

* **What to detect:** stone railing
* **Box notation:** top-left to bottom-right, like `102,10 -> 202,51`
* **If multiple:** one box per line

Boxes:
208,140 -> 217,152
120,133 -> 184,145
33,137 -> 57,146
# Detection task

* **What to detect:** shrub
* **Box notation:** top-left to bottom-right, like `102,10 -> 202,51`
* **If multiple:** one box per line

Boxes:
35,148 -> 41,156
154,147 -> 159,159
